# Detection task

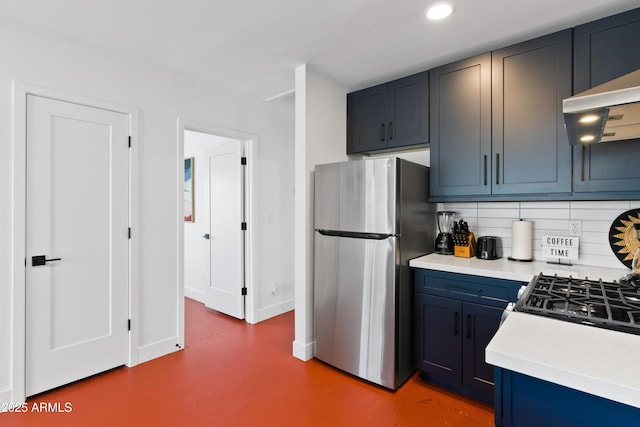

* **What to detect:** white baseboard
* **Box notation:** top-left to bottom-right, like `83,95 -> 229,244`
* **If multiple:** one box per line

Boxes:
137,336 -> 182,364
184,286 -> 205,303
0,388 -> 18,412
255,299 -> 294,324
292,339 -> 315,361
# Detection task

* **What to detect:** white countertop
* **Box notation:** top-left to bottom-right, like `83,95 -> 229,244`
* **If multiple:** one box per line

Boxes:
486,312 -> 640,409
409,253 -> 629,283
410,253 -> 639,408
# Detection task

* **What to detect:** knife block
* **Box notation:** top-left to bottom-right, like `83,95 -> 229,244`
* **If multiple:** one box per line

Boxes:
454,232 -> 476,258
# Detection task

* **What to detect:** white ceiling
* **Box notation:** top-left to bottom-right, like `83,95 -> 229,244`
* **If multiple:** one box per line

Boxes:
1,0 -> 639,101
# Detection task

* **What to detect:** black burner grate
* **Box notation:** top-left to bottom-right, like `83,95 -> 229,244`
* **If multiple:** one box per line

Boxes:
515,274 -> 640,334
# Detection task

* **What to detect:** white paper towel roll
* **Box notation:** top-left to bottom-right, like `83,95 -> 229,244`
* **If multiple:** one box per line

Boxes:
510,220 -> 533,261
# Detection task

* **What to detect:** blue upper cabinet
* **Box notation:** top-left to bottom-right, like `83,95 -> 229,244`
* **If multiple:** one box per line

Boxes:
386,72 -> 429,149
430,30 -> 573,199
347,83 -> 387,153
574,8 -> 640,91
492,30 -> 573,196
573,8 -> 640,196
347,72 -> 428,154
346,8 -> 640,200
429,54 -> 492,197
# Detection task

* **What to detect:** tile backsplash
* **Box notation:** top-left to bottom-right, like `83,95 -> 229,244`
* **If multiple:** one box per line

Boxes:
439,200 -> 640,269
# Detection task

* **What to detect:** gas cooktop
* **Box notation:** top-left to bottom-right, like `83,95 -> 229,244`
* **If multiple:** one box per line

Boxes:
514,273 -> 640,335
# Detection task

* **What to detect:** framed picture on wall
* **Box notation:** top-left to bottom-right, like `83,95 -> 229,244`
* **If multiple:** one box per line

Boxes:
184,157 -> 194,222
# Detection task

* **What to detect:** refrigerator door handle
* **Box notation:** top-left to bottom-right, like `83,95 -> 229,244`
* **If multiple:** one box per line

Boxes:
316,229 -> 394,240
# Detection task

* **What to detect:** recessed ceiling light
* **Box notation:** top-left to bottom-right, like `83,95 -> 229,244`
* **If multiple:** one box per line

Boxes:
579,114 -> 599,124
580,135 -> 595,143
427,3 -> 454,20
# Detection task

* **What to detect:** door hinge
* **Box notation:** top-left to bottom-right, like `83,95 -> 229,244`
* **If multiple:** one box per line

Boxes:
128,136 -> 131,148
241,156 -> 247,166
128,227 -> 131,239
128,319 -> 131,331
241,287 -> 247,296
241,222 -> 247,231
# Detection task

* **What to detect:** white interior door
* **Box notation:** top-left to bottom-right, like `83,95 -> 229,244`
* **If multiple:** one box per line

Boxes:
205,142 -> 245,319
25,94 -> 130,396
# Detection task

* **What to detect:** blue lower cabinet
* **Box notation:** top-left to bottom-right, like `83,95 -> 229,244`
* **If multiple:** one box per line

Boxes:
496,369 -> 640,426
414,269 -> 522,404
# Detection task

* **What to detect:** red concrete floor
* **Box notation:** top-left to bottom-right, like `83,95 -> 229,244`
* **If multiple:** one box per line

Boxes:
1,298 -> 494,426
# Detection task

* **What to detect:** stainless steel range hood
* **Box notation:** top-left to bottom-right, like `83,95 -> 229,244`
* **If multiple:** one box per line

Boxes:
563,69 -> 640,145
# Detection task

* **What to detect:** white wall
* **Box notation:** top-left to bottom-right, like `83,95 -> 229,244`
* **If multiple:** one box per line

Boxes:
440,200 -> 640,268
293,65 -> 349,361
1,18 -> 294,401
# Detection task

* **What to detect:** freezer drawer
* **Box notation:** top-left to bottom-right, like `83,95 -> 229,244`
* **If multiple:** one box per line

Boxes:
314,158 -> 396,235
313,231 -> 397,388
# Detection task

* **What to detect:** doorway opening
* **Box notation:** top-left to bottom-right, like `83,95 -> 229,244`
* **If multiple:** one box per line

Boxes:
177,119 -> 256,341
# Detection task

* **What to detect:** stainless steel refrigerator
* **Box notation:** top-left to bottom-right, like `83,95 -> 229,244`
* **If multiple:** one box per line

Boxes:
313,157 -> 435,389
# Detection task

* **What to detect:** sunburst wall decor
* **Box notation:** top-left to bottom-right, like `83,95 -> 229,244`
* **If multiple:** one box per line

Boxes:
608,208 -> 640,269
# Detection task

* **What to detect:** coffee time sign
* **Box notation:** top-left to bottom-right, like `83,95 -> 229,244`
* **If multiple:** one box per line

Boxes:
541,235 -> 580,262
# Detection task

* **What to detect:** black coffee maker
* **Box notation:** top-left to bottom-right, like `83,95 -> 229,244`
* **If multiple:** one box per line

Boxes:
435,211 -> 456,255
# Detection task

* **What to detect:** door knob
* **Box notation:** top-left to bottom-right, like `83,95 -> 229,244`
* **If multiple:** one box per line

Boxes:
202,234 -> 210,240
32,255 -> 62,266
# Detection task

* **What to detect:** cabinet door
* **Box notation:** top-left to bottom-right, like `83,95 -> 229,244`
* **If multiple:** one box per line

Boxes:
574,8 -> 640,91
347,84 -> 387,154
492,30 -> 572,195
573,9 -> 640,194
387,72 -> 429,149
429,54 -> 492,197
499,370 -> 640,427
462,302 -> 503,404
415,293 -> 462,383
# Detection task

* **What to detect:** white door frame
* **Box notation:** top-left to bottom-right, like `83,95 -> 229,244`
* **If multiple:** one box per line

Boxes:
11,81 -> 140,403
177,118 -> 257,331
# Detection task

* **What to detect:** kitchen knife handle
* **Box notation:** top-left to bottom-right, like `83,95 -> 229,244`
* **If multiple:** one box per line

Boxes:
454,312 -> 459,336
388,121 -> 393,141
381,123 -> 385,142
467,314 -> 472,339
496,153 -> 500,185
483,155 -> 487,186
